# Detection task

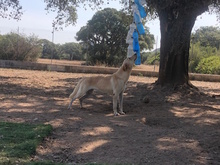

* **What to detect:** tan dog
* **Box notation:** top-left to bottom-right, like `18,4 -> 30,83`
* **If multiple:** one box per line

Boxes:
68,54 -> 137,116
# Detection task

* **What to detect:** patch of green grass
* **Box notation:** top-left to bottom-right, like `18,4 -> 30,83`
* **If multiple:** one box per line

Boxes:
0,122 -> 52,164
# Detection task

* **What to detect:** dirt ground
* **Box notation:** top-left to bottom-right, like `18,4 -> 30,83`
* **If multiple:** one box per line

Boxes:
0,68 -> 219,165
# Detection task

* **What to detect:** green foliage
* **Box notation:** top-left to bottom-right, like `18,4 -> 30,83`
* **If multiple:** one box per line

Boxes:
0,33 -> 42,62
0,33 -> 84,62
76,8 -> 130,66
39,39 -> 60,59
139,27 -> 155,51
189,30 -> 220,73
195,55 -> 220,74
76,8 -> 154,66
141,52 -> 150,63
189,42 -> 204,73
142,49 -> 160,65
0,122 -> 52,164
146,54 -> 160,65
39,39 -> 84,60
192,26 -> 220,49
189,27 -> 220,74
59,42 -> 83,60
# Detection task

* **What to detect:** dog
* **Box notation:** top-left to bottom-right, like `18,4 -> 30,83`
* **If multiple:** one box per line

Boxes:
68,54 -> 137,116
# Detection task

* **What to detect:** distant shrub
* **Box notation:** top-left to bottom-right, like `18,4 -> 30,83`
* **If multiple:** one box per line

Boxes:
145,54 -> 160,65
189,42 -> 219,73
141,51 -> 160,65
0,33 -> 41,62
195,55 -> 220,74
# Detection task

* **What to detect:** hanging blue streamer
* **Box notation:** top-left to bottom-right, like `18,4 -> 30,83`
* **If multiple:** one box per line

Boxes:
134,0 -> 147,18
126,0 -> 148,65
133,29 -> 141,65
136,22 -> 145,35
132,29 -> 140,52
135,51 -> 141,65
134,13 -> 145,35
134,12 -> 141,23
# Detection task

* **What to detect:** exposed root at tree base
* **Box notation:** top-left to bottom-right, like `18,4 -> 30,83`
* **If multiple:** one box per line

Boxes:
141,82 -> 216,105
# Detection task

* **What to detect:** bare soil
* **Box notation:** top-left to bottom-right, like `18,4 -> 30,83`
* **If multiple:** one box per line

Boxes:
0,68 -> 219,165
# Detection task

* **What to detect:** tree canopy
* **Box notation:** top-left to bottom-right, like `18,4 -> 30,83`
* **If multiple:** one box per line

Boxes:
60,42 -> 82,60
76,8 -> 154,66
76,8 -> 130,66
39,39 -> 84,60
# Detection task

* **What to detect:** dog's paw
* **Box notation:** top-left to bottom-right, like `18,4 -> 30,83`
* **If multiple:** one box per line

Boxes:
119,111 -> 125,115
67,106 -> 72,110
114,112 -> 120,116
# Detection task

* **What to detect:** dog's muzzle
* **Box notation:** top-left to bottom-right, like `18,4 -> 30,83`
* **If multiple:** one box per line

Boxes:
133,53 -> 137,61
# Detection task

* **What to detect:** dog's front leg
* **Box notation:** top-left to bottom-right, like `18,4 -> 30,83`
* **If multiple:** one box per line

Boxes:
113,94 -> 119,116
119,91 -> 125,115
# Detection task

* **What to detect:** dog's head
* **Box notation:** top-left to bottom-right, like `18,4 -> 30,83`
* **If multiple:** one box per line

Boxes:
122,54 -> 137,72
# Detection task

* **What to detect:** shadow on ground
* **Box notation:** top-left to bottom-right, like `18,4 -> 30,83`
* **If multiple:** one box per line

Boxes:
0,73 -> 220,164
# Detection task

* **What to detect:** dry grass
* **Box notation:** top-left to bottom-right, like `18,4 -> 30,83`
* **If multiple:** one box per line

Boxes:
37,58 -> 159,72
37,59 -> 83,66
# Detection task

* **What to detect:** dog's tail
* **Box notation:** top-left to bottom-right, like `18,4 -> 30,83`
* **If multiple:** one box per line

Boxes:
69,79 -> 83,99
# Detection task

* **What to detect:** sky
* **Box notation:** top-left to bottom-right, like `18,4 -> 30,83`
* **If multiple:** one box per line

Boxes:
0,0 -> 219,49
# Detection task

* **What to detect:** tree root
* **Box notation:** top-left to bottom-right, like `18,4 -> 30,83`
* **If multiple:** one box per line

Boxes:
142,81 -> 214,104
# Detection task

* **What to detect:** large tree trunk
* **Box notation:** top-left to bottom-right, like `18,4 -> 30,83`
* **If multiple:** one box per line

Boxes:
157,9 -> 197,86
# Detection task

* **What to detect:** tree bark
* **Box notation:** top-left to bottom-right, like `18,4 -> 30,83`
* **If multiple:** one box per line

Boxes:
157,7 -> 199,87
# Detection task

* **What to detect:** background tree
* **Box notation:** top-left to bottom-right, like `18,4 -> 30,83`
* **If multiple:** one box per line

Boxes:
189,26 -> 220,74
189,42 -> 219,73
59,42 -> 83,60
39,39 -> 60,59
192,26 -> 220,49
139,27 -> 155,52
0,33 -> 41,61
142,50 -> 160,65
76,8 -> 154,66
76,8 -> 129,66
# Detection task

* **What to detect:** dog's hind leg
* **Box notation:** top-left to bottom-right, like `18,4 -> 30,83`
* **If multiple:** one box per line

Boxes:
68,98 -> 76,109
79,89 -> 94,108
68,79 -> 87,109
68,88 -> 79,110
68,91 -> 85,110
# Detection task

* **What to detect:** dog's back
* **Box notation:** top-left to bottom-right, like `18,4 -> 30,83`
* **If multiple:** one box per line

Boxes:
70,76 -> 113,99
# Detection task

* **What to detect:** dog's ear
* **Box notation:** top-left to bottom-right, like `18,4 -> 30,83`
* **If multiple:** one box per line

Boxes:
123,63 -> 128,71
